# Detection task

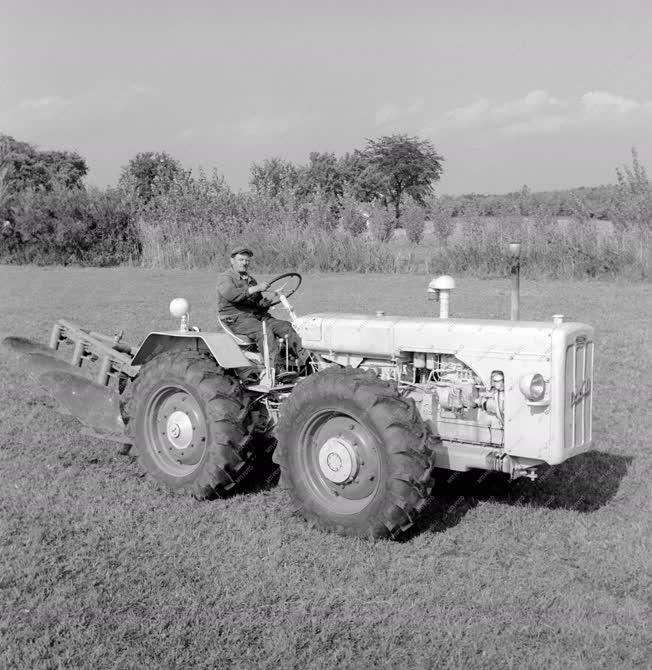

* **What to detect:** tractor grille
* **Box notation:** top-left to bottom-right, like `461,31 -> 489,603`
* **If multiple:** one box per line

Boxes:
564,336 -> 594,449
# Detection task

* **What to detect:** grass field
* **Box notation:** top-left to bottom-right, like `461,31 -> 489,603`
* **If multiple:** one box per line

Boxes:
1,266 -> 650,669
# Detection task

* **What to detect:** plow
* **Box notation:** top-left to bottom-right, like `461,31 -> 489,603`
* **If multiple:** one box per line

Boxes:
2,256 -> 595,539
4,321 -> 136,442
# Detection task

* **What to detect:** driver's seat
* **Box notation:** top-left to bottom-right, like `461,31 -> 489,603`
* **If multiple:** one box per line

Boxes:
217,313 -> 253,346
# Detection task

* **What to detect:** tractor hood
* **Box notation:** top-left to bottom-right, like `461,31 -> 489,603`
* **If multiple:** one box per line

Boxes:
295,313 -> 591,363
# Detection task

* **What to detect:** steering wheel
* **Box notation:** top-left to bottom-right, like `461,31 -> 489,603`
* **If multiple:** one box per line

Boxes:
263,272 -> 302,307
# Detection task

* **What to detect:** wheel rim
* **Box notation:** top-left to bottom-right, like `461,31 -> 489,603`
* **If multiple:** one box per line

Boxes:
143,385 -> 208,477
298,409 -> 381,515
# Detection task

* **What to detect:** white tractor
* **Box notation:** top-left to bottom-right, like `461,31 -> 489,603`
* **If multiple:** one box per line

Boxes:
3,248 -> 594,539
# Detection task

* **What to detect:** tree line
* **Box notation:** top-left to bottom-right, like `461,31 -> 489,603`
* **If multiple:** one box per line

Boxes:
0,132 -> 649,276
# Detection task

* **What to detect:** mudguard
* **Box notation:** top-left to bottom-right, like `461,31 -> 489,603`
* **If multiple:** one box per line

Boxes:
131,332 -> 251,369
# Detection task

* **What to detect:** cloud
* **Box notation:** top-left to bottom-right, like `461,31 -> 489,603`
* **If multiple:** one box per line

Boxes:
175,127 -> 197,140
501,114 -> 568,136
443,98 -> 491,128
375,99 -> 424,126
17,95 -> 70,119
1,82 -> 155,129
236,114 -> 293,138
175,113 -> 299,143
443,90 -> 562,131
425,89 -> 652,137
580,90 -> 645,116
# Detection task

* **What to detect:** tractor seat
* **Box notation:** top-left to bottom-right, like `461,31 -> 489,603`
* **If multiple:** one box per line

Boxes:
217,314 -> 253,346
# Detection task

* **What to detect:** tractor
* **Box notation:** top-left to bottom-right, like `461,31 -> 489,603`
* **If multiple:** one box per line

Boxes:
3,248 -> 594,539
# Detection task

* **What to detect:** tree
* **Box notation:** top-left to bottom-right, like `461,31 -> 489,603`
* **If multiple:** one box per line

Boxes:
118,151 -> 182,204
0,134 -> 88,195
298,152 -> 347,201
249,157 -> 299,198
339,150 -> 383,203
612,148 -> 652,234
358,134 -> 444,220
0,142 -> 13,222
339,186 -> 368,238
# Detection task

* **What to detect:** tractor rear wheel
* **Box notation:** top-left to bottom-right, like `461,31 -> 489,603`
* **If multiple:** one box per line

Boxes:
126,350 -> 254,498
275,367 -> 435,539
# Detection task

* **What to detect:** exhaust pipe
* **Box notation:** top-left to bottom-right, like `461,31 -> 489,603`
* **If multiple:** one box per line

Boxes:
427,275 -> 456,319
509,243 -> 521,321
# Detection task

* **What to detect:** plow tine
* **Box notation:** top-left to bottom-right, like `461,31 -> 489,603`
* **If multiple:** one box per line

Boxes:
2,336 -> 56,357
2,336 -> 127,440
38,369 -> 126,437
22,352 -> 80,382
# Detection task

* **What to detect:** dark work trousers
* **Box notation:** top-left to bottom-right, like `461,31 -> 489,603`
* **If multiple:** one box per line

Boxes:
224,313 -> 303,368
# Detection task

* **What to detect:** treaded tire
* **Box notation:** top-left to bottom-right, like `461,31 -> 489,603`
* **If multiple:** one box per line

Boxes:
126,350 -> 254,498
275,367 -> 435,539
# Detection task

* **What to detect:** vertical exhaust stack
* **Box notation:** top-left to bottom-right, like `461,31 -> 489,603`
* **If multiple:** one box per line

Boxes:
427,275 -> 456,319
509,243 -> 521,321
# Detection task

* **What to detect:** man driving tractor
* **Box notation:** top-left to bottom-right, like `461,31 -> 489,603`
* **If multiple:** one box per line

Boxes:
217,246 -> 305,373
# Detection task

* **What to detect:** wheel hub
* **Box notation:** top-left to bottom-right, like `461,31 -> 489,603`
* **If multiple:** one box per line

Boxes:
166,410 -> 193,449
318,437 -> 358,484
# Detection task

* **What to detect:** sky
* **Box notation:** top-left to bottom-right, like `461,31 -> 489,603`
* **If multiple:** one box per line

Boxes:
1,0 -> 651,194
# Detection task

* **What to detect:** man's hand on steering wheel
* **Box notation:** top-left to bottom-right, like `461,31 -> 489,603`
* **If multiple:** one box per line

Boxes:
248,281 -> 270,295
260,272 -> 302,307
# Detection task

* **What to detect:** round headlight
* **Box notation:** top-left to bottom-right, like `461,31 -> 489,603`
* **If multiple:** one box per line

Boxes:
169,297 -> 190,318
519,373 -> 546,401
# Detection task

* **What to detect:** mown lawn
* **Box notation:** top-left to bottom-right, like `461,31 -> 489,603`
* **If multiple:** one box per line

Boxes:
0,266 -> 650,669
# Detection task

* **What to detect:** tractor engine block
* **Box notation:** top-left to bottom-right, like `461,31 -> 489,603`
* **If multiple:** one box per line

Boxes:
354,353 -> 505,447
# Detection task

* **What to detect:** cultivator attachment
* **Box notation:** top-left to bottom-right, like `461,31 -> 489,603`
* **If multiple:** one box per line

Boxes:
2,320 -> 138,443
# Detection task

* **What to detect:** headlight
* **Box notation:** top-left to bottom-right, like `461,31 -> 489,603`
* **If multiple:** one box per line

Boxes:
519,373 -> 546,401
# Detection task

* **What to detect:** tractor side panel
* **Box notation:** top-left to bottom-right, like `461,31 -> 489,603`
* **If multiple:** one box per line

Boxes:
131,332 -> 251,369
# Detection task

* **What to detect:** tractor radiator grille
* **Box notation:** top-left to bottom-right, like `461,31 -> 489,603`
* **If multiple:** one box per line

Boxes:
564,336 -> 594,450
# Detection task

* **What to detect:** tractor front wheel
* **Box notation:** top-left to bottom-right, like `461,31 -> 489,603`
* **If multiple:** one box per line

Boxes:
275,367 -> 435,539
126,351 -> 253,498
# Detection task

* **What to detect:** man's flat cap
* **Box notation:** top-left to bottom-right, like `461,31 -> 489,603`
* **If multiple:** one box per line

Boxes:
230,246 -> 253,257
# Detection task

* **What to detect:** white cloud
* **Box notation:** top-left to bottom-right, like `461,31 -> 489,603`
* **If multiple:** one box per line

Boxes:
425,89 -> 652,137
580,90 -> 643,116
237,114 -> 292,138
501,114 -> 568,136
443,98 -> 491,127
175,127 -> 196,140
174,113 -> 301,143
442,90 -> 562,131
375,99 -> 424,126
206,113 -> 306,140
18,95 -> 69,116
491,89 -> 561,123
1,82 -> 155,129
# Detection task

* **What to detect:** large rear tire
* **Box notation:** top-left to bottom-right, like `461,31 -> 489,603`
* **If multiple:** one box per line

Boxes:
275,367 -> 435,539
126,351 -> 254,498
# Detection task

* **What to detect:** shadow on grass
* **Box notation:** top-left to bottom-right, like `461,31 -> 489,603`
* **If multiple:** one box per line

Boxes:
406,450 -> 633,539
235,437 -> 281,496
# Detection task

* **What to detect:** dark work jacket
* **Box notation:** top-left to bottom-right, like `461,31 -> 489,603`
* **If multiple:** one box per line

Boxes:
217,268 -> 269,317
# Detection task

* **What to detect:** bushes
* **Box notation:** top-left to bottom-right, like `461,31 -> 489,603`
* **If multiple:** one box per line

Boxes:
367,203 -> 395,242
1,186 -> 139,265
401,200 -> 426,244
339,188 -> 368,238
426,196 -> 455,245
1,146 -> 650,280
137,169 -> 240,268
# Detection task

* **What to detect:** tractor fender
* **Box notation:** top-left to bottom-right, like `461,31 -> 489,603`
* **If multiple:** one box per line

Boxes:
131,332 -> 251,369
